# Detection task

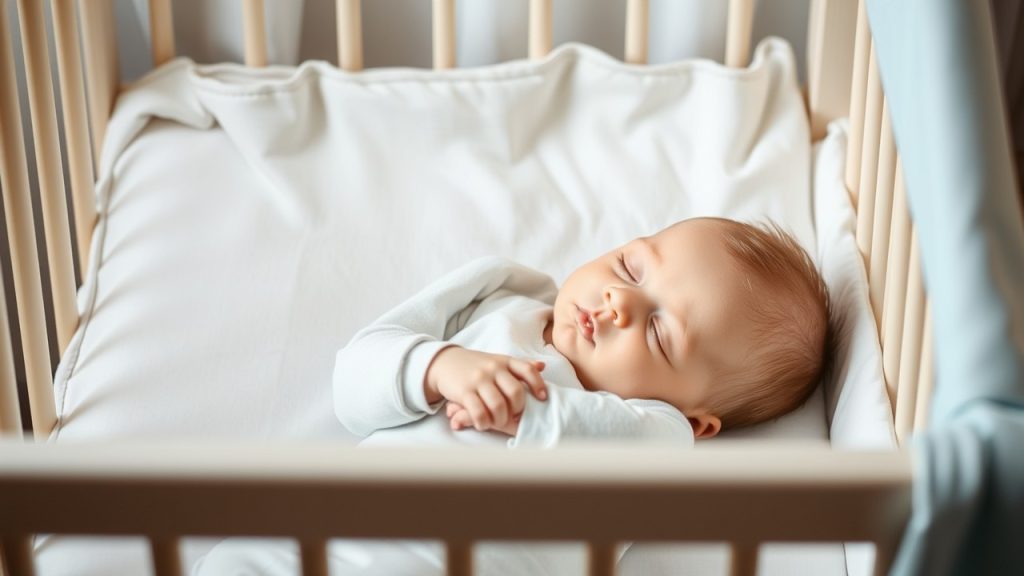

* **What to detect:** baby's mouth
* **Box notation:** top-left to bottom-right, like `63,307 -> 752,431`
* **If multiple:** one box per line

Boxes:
575,305 -> 595,344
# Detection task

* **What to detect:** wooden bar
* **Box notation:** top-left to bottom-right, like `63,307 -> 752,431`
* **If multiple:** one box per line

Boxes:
805,0 -> 857,140
51,0 -> 98,283
855,42 -> 882,269
588,542 -> 616,576
0,273 -> 22,437
78,0 -> 120,173
336,0 -> 363,71
243,0 -> 267,67
914,306 -> 934,432
730,542 -> 758,576
149,0 -> 176,66
868,102 -> 897,329
0,536 -> 34,576
150,537 -> 182,576
299,539 -> 328,576
432,0 -> 455,69
624,0 -> 648,65
0,0 -> 57,439
881,160 -> 910,400
894,235 -> 925,445
446,541 -> 472,576
845,0 -> 869,197
16,0 -> 79,356
725,0 -> 754,68
0,443 -> 912,544
529,0 -> 552,60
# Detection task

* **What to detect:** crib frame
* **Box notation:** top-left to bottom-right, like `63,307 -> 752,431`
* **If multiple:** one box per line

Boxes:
0,1 -> 933,575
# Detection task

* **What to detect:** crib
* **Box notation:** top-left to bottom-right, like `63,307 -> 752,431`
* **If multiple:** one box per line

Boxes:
0,0 -> 955,575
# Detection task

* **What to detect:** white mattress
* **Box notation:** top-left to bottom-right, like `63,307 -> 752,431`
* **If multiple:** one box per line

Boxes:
39,38 -> 894,575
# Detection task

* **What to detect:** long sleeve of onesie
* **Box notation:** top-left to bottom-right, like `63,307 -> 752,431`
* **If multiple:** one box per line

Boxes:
333,256 -> 558,437
510,388 -> 694,448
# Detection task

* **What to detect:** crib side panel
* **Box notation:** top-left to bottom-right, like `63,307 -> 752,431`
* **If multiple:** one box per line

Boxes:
843,0 -> 934,443
0,0 -> 56,440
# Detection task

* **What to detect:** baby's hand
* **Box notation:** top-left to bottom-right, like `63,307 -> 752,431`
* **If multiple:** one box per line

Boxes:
425,346 -> 547,432
447,402 -> 521,436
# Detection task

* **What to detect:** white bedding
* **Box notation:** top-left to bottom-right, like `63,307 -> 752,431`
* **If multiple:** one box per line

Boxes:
39,38 -> 894,575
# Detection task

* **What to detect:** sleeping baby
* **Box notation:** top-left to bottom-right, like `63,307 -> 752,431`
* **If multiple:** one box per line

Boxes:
194,217 -> 833,575
334,216 -> 833,447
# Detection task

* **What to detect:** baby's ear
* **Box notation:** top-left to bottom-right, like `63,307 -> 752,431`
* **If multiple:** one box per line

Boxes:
688,413 -> 722,439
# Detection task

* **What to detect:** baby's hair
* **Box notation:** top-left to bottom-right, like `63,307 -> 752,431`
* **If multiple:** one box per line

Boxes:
704,218 -> 835,430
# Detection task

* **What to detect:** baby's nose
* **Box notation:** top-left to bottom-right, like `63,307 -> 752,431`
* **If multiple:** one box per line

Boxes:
602,288 -> 632,327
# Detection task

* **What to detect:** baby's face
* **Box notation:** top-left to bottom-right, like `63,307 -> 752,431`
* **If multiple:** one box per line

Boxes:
551,219 -> 755,435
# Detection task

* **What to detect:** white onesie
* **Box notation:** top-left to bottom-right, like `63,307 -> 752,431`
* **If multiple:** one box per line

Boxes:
334,256 -> 695,449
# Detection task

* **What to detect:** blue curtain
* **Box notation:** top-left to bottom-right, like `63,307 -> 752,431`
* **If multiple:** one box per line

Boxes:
865,1 -> 1024,574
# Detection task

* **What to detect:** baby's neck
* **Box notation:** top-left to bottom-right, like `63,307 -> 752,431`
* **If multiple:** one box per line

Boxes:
542,315 -> 554,346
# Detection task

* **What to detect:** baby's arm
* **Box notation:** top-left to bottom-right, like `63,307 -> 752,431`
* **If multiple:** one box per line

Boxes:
333,257 -> 556,437
452,386 -> 694,447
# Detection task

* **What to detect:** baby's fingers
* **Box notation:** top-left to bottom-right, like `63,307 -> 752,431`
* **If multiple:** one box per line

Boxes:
460,394 -> 492,431
446,402 -> 464,419
478,383 -> 510,429
510,358 -> 548,401
450,410 -> 472,431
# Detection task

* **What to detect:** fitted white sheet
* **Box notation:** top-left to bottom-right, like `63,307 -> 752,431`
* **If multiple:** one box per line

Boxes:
39,38 -> 893,575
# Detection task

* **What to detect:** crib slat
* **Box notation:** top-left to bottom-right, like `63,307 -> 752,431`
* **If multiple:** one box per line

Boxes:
805,0 -> 858,140
0,273 -> 22,436
914,305 -> 934,432
78,0 -> 120,173
433,0 -> 456,69
855,42 -> 882,270
1,536 -> 34,576
726,0 -> 754,68
868,101 -> 897,330
894,234 -> 926,445
624,0 -> 648,64
336,0 -> 364,71
52,0 -> 98,283
730,542 -> 758,576
15,0 -> 79,357
845,0 -> 869,197
446,541 -> 472,576
149,537 -> 182,576
148,0 -> 176,66
1,0 -> 56,439
529,0 -> 552,59
881,160 -> 910,405
588,542 -> 616,576
300,539 -> 328,576
243,0 -> 267,67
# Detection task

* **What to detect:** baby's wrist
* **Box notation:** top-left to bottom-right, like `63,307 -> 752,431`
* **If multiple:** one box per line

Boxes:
423,344 -> 459,404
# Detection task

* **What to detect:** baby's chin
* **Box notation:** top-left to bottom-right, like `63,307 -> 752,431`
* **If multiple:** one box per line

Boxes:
550,324 -> 588,389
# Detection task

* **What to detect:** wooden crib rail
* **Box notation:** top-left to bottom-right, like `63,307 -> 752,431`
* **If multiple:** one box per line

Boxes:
843,0 -> 934,443
0,441 -> 912,576
0,1 -> 57,440
13,0 -> 77,361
